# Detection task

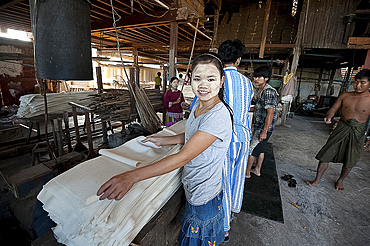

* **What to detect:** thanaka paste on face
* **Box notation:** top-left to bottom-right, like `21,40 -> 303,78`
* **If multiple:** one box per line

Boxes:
191,63 -> 222,101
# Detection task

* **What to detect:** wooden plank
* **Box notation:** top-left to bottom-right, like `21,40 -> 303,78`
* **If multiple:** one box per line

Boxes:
347,44 -> 370,49
348,37 -> 370,45
259,0 -> 272,58
132,187 -> 185,246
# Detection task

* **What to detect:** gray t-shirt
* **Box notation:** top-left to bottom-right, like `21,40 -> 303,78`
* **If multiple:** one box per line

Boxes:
182,100 -> 232,206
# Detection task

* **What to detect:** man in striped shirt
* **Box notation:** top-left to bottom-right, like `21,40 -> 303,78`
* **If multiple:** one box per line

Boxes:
218,39 -> 254,241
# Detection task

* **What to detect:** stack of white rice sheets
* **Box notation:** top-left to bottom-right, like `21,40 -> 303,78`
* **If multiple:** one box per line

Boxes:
17,91 -> 95,118
37,120 -> 186,246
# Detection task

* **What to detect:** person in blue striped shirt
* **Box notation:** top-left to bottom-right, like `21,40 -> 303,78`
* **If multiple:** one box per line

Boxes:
218,39 -> 254,241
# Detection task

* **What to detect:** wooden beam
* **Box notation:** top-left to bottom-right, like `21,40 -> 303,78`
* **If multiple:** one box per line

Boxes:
178,26 -> 197,41
347,38 -> 370,50
115,0 -> 143,14
259,0 -> 272,58
0,0 -> 24,11
91,9 -> 111,19
91,9 -> 179,32
187,22 -> 212,40
211,0 -> 222,10
355,9 -> 370,14
348,37 -> 370,44
95,0 -> 132,15
247,44 -> 295,49
137,51 -> 167,62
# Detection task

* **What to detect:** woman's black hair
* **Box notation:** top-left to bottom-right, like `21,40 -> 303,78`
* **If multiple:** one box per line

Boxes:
192,53 -> 234,126
170,76 -> 178,83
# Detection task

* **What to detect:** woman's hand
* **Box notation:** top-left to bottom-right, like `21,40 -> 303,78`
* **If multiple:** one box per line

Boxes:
173,97 -> 181,105
97,171 -> 137,200
142,136 -> 165,146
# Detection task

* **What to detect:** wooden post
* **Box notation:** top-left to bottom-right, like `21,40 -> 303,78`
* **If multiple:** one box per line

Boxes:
315,68 -> 324,96
36,121 -> 41,142
72,106 -> 81,144
129,67 -> 136,117
96,67 -> 103,94
341,66 -> 352,95
163,68 -> 168,94
162,68 -> 168,124
72,106 -> 87,152
26,121 -> 33,144
51,119 -> 57,150
134,47 -> 140,88
84,111 -> 97,159
292,0 -> 310,103
63,111 -> 72,152
326,69 -> 336,96
212,7 -> 220,49
136,67 -> 140,88
259,0 -> 272,58
56,118 -> 63,156
364,49 -> 370,69
102,121 -> 108,144
169,21 -> 178,79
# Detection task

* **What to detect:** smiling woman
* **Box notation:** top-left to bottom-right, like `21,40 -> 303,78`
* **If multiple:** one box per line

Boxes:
97,53 -> 233,246
191,63 -> 223,100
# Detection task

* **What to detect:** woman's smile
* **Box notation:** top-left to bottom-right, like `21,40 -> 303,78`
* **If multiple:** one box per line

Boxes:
191,63 -> 222,101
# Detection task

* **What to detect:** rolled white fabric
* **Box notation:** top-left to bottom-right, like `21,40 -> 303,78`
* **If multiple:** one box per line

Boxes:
37,120 -> 186,246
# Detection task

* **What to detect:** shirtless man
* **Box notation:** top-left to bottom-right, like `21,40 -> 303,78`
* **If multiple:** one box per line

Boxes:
306,69 -> 370,190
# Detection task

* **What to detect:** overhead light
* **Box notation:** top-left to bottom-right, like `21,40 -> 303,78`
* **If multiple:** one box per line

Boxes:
340,62 -> 348,65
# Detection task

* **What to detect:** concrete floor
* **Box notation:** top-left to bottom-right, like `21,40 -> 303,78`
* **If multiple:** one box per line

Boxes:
1,114 -> 369,245
227,115 -> 370,246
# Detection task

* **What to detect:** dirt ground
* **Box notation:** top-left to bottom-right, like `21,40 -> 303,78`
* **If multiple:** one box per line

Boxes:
227,115 -> 370,246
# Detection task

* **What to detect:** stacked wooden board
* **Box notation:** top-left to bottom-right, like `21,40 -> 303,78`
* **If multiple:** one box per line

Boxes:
17,91 -> 95,118
216,2 -> 298,46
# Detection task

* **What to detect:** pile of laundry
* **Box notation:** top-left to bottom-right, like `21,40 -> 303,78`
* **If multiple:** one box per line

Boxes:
37,121 -> 186,246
